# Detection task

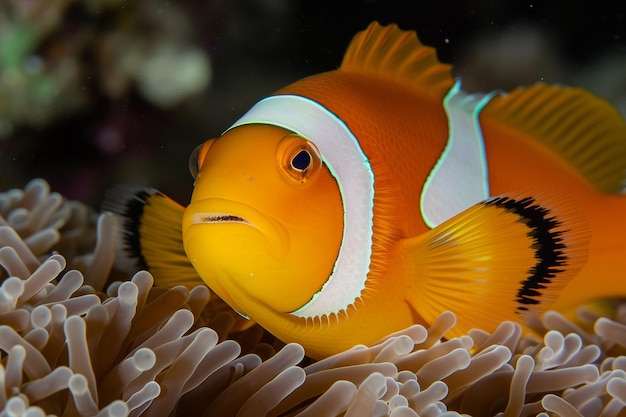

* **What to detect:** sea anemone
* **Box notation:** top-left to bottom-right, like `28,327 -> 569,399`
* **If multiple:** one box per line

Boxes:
1,179 -> 626,417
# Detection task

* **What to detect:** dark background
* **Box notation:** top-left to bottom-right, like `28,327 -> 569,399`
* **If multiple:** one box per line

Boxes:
1,0 -> 624,207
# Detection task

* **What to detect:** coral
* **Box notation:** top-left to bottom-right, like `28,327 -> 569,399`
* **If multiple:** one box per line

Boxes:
0,0 -> 210,137
1,179 -> 626,416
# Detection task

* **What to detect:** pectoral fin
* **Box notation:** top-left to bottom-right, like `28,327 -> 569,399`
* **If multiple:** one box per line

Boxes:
102,185 -> 203,288
403,191 -> 590,337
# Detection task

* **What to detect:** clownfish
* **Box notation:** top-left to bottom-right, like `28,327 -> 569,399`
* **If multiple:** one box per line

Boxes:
104,22 -> 626,359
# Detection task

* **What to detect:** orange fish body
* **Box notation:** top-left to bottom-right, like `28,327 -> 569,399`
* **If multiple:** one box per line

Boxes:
479,104 -> 626,312
106,23 -> 626,359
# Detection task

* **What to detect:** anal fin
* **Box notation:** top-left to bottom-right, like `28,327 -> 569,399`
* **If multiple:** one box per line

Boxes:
102,186 -> 203,288
403,191 -> 590,338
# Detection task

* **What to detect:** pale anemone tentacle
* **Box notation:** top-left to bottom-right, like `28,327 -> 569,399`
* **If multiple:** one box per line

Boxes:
2,179 -> 626,416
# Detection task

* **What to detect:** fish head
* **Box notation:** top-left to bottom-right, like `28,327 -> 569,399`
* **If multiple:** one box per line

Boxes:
182,124 -> 343,317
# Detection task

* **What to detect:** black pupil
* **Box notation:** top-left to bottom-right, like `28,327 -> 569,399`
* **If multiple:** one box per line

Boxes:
292,150 -> 312,171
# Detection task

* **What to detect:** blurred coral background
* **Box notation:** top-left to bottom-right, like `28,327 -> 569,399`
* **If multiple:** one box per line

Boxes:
0,0 -> 624,208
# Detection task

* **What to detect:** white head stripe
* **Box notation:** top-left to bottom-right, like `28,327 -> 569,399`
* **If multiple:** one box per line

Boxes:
420,80 -> 496,228
226,94 -> 375,319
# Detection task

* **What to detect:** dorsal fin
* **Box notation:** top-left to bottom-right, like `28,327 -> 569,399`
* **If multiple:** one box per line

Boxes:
341,22 -> 455,100
483,84 -> 626,194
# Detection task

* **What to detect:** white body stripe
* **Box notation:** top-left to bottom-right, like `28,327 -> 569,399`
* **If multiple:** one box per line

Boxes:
226,94 -> 375,319
420,81 -> 496,228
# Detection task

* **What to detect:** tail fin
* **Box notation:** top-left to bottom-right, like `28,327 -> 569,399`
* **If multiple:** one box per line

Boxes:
102,186 -> 203,288
403,191 -> 591,338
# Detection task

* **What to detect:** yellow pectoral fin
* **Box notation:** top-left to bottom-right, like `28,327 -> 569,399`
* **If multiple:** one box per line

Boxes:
102,185 -> 203,288
403,192 -> 590,338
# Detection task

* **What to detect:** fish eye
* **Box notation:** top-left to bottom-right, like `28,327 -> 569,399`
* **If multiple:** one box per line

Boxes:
277,134 -> 322,185
291,149 -> 312,171
189,139 -> 215,179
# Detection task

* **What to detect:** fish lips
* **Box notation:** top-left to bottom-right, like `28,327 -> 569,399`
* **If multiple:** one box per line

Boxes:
182,198 -> 291,317
183,198 -> 290,259
193,213 -> 251,225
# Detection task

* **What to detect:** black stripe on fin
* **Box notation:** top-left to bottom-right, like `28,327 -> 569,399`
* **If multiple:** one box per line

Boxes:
404,190 -> 590,338
102,185 -> 202,288
102,185 -> 157,271
483,195 -> 571,313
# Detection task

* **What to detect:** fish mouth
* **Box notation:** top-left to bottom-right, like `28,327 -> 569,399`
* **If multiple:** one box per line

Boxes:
184,198 -> 289,258
191,213 -> 252,226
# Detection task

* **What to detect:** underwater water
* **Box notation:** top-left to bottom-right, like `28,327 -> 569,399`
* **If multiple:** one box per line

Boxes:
0,0 -> 624,206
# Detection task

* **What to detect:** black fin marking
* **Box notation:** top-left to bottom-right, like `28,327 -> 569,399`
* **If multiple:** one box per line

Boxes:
102,185 -> 157,272
405,190 -> 590,338
102,185 -> 203,288
483,195 -> 574,313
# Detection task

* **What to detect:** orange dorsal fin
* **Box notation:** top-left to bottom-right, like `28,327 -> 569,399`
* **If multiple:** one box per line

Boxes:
402,191 -> 590,338
483,84 -> 626,193
341,22 -> 455,100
